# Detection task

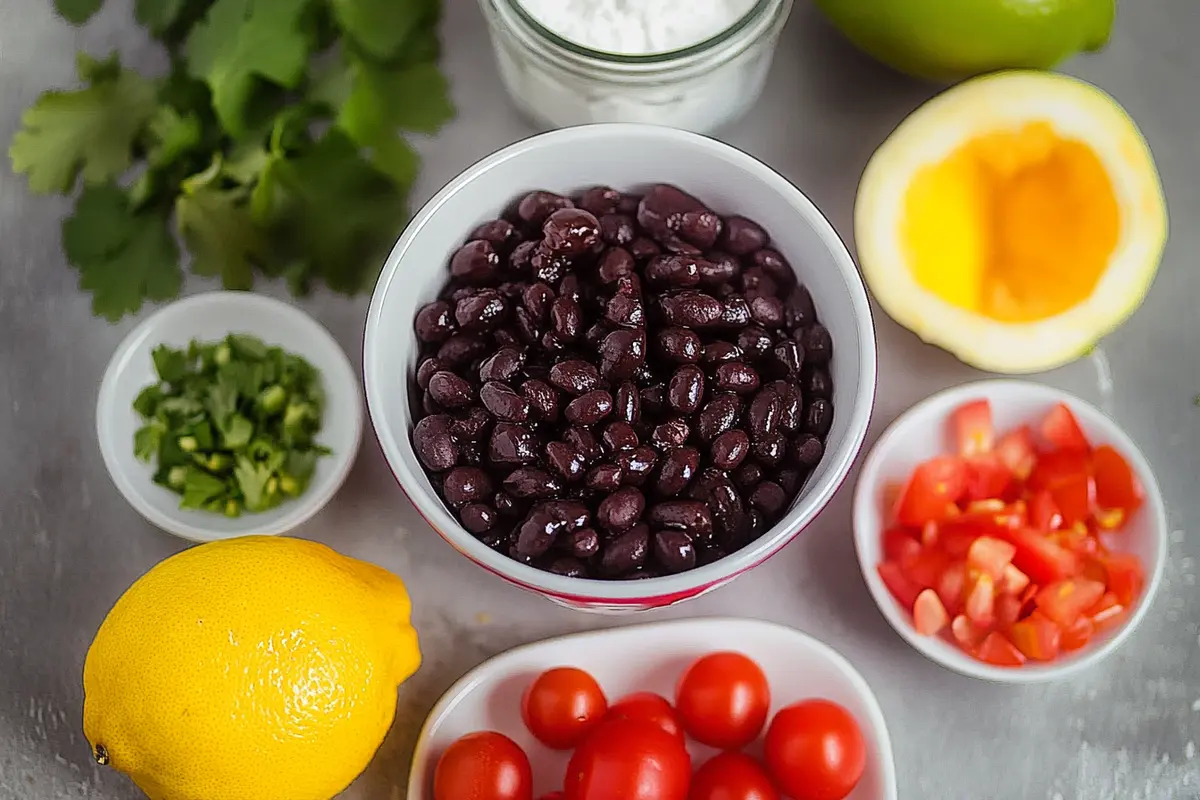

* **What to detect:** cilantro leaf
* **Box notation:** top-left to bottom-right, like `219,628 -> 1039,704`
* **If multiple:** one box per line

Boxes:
9,53 -> 159,194
55,0 -> 105,24
312,53 -> 451,184
175,162 -> 268,290
152,344 -> 190,383
146,106 -> 203,169
134,422 -> 166,462
253,129 -> 408,294
62,183 -> 182,321
185,0 -> 311,136
135,0 -> 185,35
329,0 -> 437,61
180,468 -> 228,510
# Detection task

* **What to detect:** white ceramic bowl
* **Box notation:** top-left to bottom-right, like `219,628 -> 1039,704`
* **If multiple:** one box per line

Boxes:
364,123 -> 877,612
96,292 -> 363,542
408,617 -> 897,799
852,379 -> 1167,683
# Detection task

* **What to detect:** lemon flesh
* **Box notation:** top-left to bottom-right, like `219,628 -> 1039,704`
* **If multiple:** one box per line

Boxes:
814,0 -> 1116,82
855,71 -> 1167,374
83,536 -> 421,800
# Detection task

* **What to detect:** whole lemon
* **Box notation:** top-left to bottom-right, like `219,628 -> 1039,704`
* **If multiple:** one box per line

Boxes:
814,0 -> 1116,82
82,536 -> 421,800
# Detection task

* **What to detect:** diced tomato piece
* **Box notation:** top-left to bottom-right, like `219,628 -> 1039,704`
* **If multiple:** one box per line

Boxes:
1035,578 -> 1107,627
951,399 -> 994,456
1050,473 -> 1095,527
977,632 -> 1027,667
1009,611 -> 1062,661
1041,403 -> 1090,452
914,589 -> 950,635
935,561 -> 967,616
996,528 -> 1080,585
951,614 -> 989,651
893,456 -> 968,526
963,454 -> 1012,501
998,563 -> 1030,596
967,536 -> 1017,581
1029,449 -> 1091,493
1093,507 -> 1126,530
901,549 -> 951,589
1088,591 -> 1126,629
995,425 -> 1037,479
878,561 -> 922,609
882,526 -> 921,562
964,571 -> 996,626
1028,491 -> 1063,531
994,592 -> 1024,629
1092,444 -> 1144,516
1093,552 -> 1146,606
937,508 -> 1023,558
920,521 -> 939,547
965,499 -> 1007,515
1060,615 -> 1095,651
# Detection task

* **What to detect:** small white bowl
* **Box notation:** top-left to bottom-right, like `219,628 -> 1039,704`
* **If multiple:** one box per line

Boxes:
364,123 -> 877,612
408,617 -> 897,799
852,379 -> 1167,683
96,292 -> 363,542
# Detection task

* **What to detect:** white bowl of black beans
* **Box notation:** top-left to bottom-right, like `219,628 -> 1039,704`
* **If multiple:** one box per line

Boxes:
364,123 -> 877,612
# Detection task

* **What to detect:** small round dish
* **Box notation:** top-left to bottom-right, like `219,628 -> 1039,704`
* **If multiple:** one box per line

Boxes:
96,291 -> 363,542
852,379 -> 1167,683
408,617 -> 897,799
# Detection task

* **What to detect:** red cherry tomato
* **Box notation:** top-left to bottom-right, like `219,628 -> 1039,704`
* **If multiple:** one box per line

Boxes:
563,718 -> 690,800
689,751 -> 780,800
674,651 -> 770,749
433,731 -> 533,800
521,667 -> 608,750
764,700 -> 865,800
605,691 -> 685,745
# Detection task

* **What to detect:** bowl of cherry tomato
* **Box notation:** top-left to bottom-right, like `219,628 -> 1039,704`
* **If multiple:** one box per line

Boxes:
412,616 -> 897,799
852,379 -> 1167,683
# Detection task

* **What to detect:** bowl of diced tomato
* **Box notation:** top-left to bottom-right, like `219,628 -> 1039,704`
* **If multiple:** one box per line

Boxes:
852,379 -> 1166,682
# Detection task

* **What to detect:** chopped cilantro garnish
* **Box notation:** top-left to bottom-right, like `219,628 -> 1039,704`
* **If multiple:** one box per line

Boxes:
133,334 -> 329,515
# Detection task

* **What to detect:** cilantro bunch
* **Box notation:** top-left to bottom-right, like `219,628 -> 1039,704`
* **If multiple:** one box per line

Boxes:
9,0 -> 454,321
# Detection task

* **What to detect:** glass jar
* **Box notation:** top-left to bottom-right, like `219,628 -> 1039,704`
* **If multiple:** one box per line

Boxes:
477,0 -> 795,134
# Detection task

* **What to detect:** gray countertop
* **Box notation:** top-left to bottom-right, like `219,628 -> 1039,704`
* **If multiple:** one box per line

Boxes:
2,0 -> 1198,798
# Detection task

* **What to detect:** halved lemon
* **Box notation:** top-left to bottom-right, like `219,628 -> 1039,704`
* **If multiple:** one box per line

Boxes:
855,70 -> 1167,374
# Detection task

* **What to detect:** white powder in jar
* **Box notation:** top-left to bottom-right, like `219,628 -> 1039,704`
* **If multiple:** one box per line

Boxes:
517,0 -> 759,56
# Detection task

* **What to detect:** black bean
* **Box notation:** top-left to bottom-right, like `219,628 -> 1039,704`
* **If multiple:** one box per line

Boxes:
789,434 -> 824,468
803,398 -> 834,436
661,291 -> 724,328
747,386 -> 781,440
605,275 -> 645,328
741,267 -> 779,300
548,557 -> 589,578
784,285 -> 816,330
564,426 -> 603,462
450,240 -> 501,284
720,216 -> 769,255
656,447 -> 700,497
802,324 -> 833,365
443,467 -> 493,508
567,527 -> 601,558
629,236 -> 661,262
615,381 -> 640,424
460,502 -> 497,534
543,208 -> 601,256
714,362 -> 759,393
599,328 -> 646,380
697,393 -> 742,441
603,421 -> 639,452
656,328 -> 701,363
579,186 -> 622,216
413,415 -> 458,471
777,469 -> 804,496
667,365 -> 705,415
416,301 -> 455,342
720,296 -> 752,328
637,184 -> 705,240
428,371 -> 474,409
548,359 -> 599,395
479,381 -> 530,422
565,390 -> 614,425
733,461 -> 764,490
753,432 -> 787,467
750,480 -> 788,518
772,381 -> 804,434
599,215 -> 636,247
736,326 -> 774,361
648,500 -> 713,539
504,467 -> 563,499
543,500 -> 591,531
454,290 -> 506,331
493,491 -> 522,517
698,251 -> 740,287
598,486 -> 645,532
479,347 -> 525,383
677,211 -> 722,249
488,422 -> 537,465
515,505 -> 568,557
773,340 -> 804,378
801,365 -> 833,399
654,529 -> 696,574
522,283 -> 555,321
651,419 -> 690,449
711,430 -> 750,470
586,463 -> 623,492
545,442 -> 585,482
416,357 -> 443,390
470,219 -> 520,251
750,296 -> 785,328
615,446 -> 658,486
520,379 -> 559,422
645,255 -> 701,288
437,333 -> 488,367
599,524 -> 649,576
517,191 -> 573,226
750,249 -> 793,286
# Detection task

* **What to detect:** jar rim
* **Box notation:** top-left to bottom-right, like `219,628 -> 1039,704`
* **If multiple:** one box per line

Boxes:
495,0 -> 778,65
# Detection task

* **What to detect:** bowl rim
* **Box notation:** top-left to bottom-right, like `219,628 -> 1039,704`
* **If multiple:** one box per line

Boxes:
851,378 -> 1168,683
95,291 -> 364,542
364,122 -> 878,602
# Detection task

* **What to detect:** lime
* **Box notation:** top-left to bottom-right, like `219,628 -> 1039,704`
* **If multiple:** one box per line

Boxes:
814,0 -> 1116,82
